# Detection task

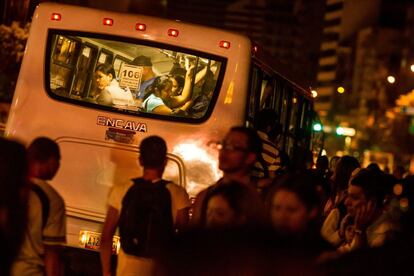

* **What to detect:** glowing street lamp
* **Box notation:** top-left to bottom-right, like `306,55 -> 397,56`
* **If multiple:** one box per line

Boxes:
311,90 -> 318,98
387,75 -> 396,84
337,86 -> 345,94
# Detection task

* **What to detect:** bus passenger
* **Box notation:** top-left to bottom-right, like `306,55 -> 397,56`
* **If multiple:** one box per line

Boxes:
142,65 -> 196,115
169,75 -> 185,97
185,69 -> 215,118
94,63 -> 135,107
131,55 -> 158,106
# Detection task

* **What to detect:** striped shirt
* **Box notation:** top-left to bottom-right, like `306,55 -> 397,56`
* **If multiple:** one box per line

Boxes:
252,131 -> 281,178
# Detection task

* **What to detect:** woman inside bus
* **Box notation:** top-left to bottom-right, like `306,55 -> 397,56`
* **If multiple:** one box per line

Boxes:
93,63 -> 135,107
142,64 -> 196,115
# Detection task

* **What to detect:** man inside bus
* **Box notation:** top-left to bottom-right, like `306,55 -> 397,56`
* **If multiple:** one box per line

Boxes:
131,55 -> 158,107
252,109 -> 282,180
191,126 -> 263,226
12,137 -> 66,276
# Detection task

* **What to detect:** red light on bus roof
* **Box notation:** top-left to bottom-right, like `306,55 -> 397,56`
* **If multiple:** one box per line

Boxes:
168,29 -> 179,37
51,13 -> 61,21
136,23 -> 146,31
103,18 -> 113,26
219,41 -> 231,49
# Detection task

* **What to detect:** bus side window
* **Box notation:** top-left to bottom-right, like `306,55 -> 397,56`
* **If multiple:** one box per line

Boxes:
280,81 -> 292,153
259,76 -> 274,110
246,65 -> 262,127
50,35 -> 81,96
71,44 -> 98,98
97,49 -> 114,67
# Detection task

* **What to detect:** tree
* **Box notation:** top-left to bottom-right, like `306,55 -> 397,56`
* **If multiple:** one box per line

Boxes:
0,22 -> 29,102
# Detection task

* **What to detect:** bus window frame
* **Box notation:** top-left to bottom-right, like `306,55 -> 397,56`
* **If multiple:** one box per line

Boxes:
45,29 -> 228,124
51,35 -> 82,69
246,65 -> 262,127
71,41 -> 99,98
97,48 -> 114,66
50,35 -> 82,95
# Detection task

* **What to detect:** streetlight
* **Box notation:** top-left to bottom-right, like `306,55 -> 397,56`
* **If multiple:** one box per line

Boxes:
387,75 -> 396,84
337,86 -> 345,94
313,123 -> 323,132
311,90 -> 318,98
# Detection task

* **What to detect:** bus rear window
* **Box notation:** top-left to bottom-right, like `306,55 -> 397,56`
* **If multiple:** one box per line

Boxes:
47,31 -> 225,122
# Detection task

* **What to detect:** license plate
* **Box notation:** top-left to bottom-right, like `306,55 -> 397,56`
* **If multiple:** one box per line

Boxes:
79,230 -> 120,254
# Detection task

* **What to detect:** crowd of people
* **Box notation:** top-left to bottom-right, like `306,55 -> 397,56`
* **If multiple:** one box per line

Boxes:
90,55 -> 217,118
2,126 -> 414,275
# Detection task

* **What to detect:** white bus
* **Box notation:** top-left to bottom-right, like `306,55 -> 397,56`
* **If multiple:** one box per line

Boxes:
6,3 -> 316,252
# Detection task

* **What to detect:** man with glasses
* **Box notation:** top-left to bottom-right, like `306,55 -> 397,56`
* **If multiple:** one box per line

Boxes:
191,126 -> 263,227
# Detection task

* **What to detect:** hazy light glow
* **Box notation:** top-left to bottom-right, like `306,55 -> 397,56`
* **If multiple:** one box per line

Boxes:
337,87 -> 345,93
411,64 -> 414,72
313,123 -> 322,132
393,184 -> 403,196
311,90 -> 318,98
173,141 -> 222,196
387,76 -> 396,84
336,127 -> 345,135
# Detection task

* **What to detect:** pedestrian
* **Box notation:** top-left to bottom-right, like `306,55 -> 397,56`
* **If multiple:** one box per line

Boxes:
191,126 -> 263,227
343,168 -> 397,250
0,138 -> 29,276
321,156 -> 360,246
200,181 -> 264,229
100,136 -> 190,276
11,137 -> 66,276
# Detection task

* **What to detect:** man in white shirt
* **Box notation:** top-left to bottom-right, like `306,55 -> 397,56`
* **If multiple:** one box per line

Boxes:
100,136 -> 190,276
11,137 -> 66,276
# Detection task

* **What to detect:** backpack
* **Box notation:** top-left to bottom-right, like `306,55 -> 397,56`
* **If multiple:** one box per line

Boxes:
118,178 -> 173,257
31,184 -> 50,229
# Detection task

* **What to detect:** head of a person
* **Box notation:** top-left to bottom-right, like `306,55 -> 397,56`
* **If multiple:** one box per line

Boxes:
168,75 -> 185,96
147,75 -> 173,100
201,181 -> 263,229
132,55 -> 153,77
139,136 -> 167,170
316,155 -> 329,173
256,109 -> 280,138
367,162 -> 381,172
267,172 -> 321,236
218,126 -> 262,174
329,156 -> 340,172
94,63 -> 115,91
331,155 -> 360,192
27,137 -> 61,180
393,165 -> 406,180
344,168 -> 385,216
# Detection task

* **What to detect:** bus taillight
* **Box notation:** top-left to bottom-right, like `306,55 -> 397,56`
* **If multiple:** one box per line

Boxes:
51,13 -> 61,21
219,41 -> 231,49
136,23 -> 146,31
168,29 -> 179,37
103,18 -> 113,26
